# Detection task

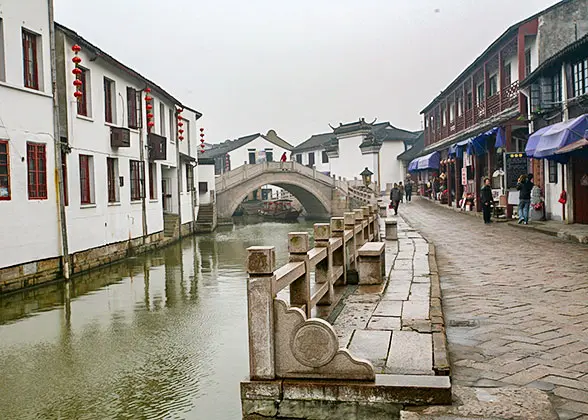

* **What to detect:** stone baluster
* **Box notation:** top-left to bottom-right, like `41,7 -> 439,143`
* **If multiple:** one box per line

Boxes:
246,246 -> 277,380
314,223 -> 333,305
354,209 -> 365,248
344,212 -> 358,284
330,217 -> 346,285
361,206 -> 370,242
288,232 -> 312,318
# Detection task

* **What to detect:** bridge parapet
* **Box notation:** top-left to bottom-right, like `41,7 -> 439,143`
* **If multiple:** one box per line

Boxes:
244,205 -> 380,383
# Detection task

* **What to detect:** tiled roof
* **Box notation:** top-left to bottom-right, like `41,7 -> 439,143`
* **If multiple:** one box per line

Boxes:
201,131 -> 293,159
397,132 -> 425,161
292,132 -> 335,153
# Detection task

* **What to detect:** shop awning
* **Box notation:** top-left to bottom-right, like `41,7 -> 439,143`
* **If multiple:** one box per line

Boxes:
466,127 -> 500,156
495,127 -> 506,148
526,114 -> 588,159
409,151 -> 440,172
555,138 -> 588,155
448,139 -> 471,158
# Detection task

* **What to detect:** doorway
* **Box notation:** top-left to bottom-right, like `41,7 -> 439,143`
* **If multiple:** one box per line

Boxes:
573,156 -> 588,224
162,178 -> 172,213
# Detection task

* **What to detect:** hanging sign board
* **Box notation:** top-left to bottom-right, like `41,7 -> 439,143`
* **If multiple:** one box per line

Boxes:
461,167 -> 467,186
506,153 -> 528,189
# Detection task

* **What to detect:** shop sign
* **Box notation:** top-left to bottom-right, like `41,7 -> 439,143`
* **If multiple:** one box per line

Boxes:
461,167 -> 467,186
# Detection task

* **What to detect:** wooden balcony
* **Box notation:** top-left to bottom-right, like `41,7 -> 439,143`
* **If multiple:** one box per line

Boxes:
425,81 -> 520,146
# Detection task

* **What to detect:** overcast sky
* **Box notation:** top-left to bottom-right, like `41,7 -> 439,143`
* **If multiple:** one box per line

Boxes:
55,0 -> 558,145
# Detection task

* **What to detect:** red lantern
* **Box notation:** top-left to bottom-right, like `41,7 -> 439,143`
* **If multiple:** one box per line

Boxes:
200,128 -> 204,132
146,104 -> 153,111
71,44 -> 81,53
179,136 -> 184,141
147,113 -> 154,119
148,121 -> 155,127
74,91 -> 83,98
145,87 -> 152,93
201,143 -> 205,148
178,122 -> 184,127
145,95 -> 153,102
72,68 -> 82,75
178,129 -> 184,134
73,79 -> 83,87
72,56 -> 82,64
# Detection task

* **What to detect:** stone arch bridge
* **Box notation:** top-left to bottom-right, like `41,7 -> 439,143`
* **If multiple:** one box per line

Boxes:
215,162 -> 375,220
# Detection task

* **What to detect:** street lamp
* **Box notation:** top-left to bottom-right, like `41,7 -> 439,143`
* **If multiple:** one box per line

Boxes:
360,167 -> 373,188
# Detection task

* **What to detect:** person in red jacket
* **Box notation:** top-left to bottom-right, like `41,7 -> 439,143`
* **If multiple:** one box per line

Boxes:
280,152 -> 288,162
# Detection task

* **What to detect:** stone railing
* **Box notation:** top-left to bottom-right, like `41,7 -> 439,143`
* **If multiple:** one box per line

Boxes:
245,205 -> 380,382
216,161 -> 337,192
348,185 -> 378,206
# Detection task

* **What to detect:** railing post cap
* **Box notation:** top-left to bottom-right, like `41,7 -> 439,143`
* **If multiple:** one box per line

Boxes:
330,217 -> 345,231
247,246 -> 276,274
288,232 -> 310,254
361,206 -> 370,217
344,212 -> 356,225
313,223 -> 331,241
354,209 -> 363,221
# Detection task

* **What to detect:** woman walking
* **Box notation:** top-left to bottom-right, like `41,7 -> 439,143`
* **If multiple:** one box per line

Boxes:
390,183 -> 401,216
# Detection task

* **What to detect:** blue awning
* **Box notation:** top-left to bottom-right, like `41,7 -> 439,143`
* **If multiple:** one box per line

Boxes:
526,114 -> 588,160
495,127 -> 506,148
448,139 -> 471,158
408,151 -> 440,172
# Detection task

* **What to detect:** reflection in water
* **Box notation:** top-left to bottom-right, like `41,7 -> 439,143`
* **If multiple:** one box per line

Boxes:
0,221 -> 315,419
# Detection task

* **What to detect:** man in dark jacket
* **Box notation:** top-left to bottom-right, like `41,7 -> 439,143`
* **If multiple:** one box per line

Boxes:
517,173 -> 534,224
480,178 -> 493,224
390,183 -> 401,215
405,180 -> 413,202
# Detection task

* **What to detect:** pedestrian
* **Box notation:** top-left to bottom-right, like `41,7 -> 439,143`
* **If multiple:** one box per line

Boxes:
390,183 -> 401,216
405,180 -> 413,202
280,152 -> 287,162
398,182 -> 405,203
480,177 -> 493,224
516,173 -> 534,225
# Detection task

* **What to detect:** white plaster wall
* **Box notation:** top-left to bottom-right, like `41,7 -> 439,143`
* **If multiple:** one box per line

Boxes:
294,148 -> 330,174
330,135 -> 378,184
0,1 -> 61,268
198,163 -> 215,205
543,160 -> 565,222
380,142 -> 406,189
227,136 -> 291,169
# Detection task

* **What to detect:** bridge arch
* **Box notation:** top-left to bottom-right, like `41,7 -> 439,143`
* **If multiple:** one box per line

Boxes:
216,170 -> 334,220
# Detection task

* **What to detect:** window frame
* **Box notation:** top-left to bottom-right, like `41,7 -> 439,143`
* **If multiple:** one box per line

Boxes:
79,154 -> 93,205
308,151 -> 315,167
525,49 -> 532,77
149,162 -> 157,199
22,29 -> 39,90
572,58 -> 588,98
104,77 -> 115,124
62,151 -> 68,206
548,160 -> 558,184
476,83 -> 485,104
169,108 -> 175,143
130,160 -> 145,201
126,87 -> 142,129
0,140 -> 10,200
489,74 -> 498,96
77,67 -> 89,117
322,150 -> 329,164
503,62 -> 512,87
27,142 -> 47,200
107,157 -> 119,203
159,103 -> 166,137
186,163 -> 194,192
295,154 -> 302,164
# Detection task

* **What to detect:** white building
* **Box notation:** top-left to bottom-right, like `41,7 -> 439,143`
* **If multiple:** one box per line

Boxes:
202,129 -> 293,200
293,119 -> 420,192
0,0 -> 63,290
55,24 -> 202,261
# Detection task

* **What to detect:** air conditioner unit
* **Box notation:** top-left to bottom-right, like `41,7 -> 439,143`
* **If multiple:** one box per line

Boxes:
110,127 -> 131,147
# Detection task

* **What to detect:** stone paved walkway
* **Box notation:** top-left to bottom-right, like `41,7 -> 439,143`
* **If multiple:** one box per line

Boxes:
399,198 -> 588,419
333,218 -> 437,376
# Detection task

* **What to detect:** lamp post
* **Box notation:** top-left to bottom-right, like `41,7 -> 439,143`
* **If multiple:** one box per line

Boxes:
360,167 -> 373,188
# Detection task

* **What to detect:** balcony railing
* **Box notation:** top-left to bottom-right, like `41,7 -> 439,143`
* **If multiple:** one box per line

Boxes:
425,80 -> 520,146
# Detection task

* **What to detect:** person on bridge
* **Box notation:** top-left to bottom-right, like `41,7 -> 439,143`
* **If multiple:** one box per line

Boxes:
480,177 -> 493,224
390,183 -> 401,216
280,152 -> 288,162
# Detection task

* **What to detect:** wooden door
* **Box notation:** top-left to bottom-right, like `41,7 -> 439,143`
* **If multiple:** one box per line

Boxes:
573,156 -> 588,224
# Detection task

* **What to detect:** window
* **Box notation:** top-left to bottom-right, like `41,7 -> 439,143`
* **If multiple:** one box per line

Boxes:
169,109 -> 175,143
503,62 -> 512,87
449,103 -> 455,122
295,154 -> 302,164
199,182 -> 208,193
79,155 -> 94,204
104,78 -> 115,124
22,30 -> 39,90
552,72 -> 562,104
127,87 -> 142,129
61,150 -> 68,206
477,83 -> 485,104
572,58 -> 588,98
0,140 -> 10,200
308,152 -> 315,167
0,19 -> 6,82
160,103 -> 166,137
248,150 -> 256,164
525,49 -> 532,77
130,160 -> 145,201
548,160 -> 558,184
186,163 -> 194,192
149,162 -> 157,199
457,97 -> 463,117
107,157 -> 119,203
466,92 -> 473,110
441,105 -> 447,126
489,74 -> 498,96
322,150 -> 329,163
266,149 -> 273,162
77,67 -> 89,116
27,143 -> 47,199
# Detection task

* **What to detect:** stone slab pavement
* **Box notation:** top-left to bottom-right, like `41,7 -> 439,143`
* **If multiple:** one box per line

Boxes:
398,197 -> 588,420
332,216 -> 438,376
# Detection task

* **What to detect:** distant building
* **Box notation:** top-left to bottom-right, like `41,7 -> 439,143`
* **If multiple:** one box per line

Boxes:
293,119 -> 420,192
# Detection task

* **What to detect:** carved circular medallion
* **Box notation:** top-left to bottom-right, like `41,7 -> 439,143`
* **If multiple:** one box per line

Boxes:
291,321 -> 338,368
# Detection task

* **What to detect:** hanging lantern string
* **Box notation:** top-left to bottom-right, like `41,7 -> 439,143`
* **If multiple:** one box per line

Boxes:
145,88 -> 154,132
200,127 -> 205,153
72,45 -> 83,99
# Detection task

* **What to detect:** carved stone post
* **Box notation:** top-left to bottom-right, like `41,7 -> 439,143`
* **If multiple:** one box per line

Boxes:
288,232 -> 312,318
314,223 -> 333,305
330,217 -> 346,285
246,246 -> 277,380
344,212 -> 358,284
354,209 -> 364,247
361,206 -> 370,242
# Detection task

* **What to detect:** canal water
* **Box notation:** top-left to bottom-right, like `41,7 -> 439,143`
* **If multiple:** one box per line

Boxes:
0,220 -> 316,420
